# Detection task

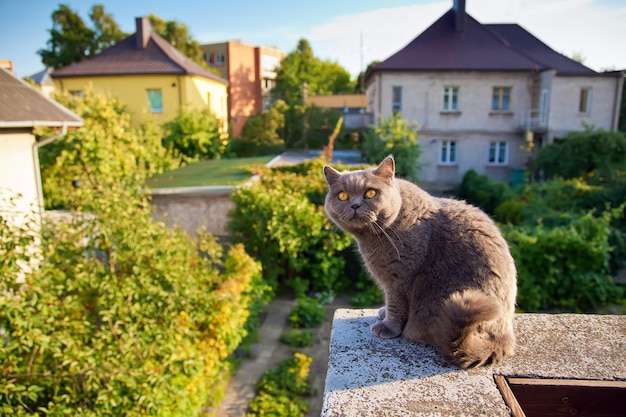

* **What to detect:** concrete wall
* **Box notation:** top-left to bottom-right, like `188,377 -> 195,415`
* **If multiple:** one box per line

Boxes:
323,309 -> 626,416
150,187 -> 235,238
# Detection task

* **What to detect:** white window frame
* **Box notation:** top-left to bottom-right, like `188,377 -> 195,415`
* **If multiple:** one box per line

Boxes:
147,89 -> 163,113
440,140 -> 458,165
443,86 -> 459,112
579,86 -> 592,114
392,86 -> 402,113
488,141 -> 509,165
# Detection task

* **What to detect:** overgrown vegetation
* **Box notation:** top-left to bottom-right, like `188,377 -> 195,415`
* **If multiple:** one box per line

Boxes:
457,127 -> 626,311
2,90 -> 271,415
233,100 -> 289,157
228,159 -> 367,296
246,352 -> 313,417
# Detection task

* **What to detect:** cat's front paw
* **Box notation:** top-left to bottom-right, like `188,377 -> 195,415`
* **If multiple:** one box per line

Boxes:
371,320 -> 402,339
377,307 -> 386,320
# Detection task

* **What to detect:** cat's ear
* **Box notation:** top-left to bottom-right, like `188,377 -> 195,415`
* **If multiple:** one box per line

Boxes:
323,165 -> 341,185
374,155 -> 395,181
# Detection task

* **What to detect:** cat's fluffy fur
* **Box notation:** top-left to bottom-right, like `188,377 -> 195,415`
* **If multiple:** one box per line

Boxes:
323,155 -> 517,368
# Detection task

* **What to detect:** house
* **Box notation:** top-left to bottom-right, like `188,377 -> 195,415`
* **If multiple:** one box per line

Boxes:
0,65 -> 82,225
51,17 -> 229,130
26,68 -> 55,99
200,41 -> 283,137
366,0 -> 624,189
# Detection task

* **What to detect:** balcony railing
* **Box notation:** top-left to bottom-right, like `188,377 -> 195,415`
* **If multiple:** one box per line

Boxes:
518,108 -> 547,132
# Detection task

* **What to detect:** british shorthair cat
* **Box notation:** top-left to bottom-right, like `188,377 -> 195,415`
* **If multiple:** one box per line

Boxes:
323,155 -> 517,368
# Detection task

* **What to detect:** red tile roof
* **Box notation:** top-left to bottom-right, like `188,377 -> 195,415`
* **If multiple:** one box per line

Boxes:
51,28 -> 228,85
0,67 -> 82,128
373,8 -> 598,76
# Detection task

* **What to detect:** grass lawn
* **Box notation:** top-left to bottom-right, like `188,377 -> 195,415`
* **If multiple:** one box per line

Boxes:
146,156 -> 275,188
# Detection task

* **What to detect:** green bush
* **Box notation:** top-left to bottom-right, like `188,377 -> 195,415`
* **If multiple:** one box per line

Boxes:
289,297 -> 326,328
162,105 -> 227,161
234,100 -> 288,157
280,329 -> 314,348
228,159 -> 357,295
504,211 -> 622,311
363,112 -> 422,181
247,352 -> 312,417
457,169 -> 515,215
0,194 -> 267,416
533,126 -> 626,180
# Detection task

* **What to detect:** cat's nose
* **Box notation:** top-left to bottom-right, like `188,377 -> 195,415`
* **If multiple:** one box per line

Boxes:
350,203 -> 361,210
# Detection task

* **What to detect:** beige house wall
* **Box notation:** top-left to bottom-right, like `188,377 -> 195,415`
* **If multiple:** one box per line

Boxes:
0,131 -> 38,215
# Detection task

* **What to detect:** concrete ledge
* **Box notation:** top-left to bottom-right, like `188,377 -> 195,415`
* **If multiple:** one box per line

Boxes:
322,309 -> 626,417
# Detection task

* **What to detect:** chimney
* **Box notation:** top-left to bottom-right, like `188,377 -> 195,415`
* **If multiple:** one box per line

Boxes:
135,17 -> 151,49
453,0 -> 466,33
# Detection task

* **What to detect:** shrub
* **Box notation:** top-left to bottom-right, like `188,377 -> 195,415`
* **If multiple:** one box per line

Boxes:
234,100 -> 288,157
0,194 -> 267,416
288,297 -> 326,328
280,329 -> 314,348
503,211 -> 622,311
457,169 -> 515,215
247,352 -> 312,417
228,159 -> 357,295
363,112 -> 422,181
162,105 -> 227,161
533,126 -> 626,180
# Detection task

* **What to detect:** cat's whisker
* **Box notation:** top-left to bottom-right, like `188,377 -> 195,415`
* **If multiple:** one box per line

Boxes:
372,220 -> 401,261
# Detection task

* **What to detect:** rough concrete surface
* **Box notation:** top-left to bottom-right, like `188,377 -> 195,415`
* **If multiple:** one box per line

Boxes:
322,309 -> 626,417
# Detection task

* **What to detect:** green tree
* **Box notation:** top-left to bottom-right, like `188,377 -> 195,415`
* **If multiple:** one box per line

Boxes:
363,112 -> 422,181
148,13 -> 208,70
38,4 -> 126,69
162,106 -> 227,162
272,39 -> 355,147
234,100 -> 289,156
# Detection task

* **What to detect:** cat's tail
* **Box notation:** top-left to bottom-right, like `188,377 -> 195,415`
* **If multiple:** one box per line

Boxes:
433,289 -> 515,369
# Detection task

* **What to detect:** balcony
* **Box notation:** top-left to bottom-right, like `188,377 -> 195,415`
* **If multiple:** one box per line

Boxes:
518,108 -> 548,132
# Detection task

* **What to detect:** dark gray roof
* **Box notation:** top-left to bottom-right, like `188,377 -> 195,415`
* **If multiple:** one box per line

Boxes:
51,29 -> 228,85
0,67 -> 82,128
27,68 -> 53,85
372,8 -> 600,76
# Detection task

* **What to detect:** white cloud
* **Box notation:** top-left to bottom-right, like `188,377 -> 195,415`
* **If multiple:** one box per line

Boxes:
304,0 -> 626,76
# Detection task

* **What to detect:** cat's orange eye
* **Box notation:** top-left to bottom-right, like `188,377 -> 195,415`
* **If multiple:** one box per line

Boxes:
337,191 -> 349,201
364,189 -> 377,199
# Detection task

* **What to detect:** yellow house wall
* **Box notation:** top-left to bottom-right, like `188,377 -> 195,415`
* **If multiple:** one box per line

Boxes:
54,75 -> 227,129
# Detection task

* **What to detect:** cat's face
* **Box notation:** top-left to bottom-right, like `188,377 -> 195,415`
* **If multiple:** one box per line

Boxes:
323,156 -> 401,234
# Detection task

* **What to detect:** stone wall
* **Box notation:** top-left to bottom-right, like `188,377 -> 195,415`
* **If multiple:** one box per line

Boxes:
150,186 -> 235,238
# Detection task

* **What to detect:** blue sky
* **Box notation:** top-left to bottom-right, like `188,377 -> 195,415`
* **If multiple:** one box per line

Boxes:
1,0 -> 625,78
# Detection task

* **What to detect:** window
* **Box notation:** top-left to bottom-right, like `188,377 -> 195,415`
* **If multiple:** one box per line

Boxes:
214,52 -> 225,66
69,90 -> 83,98
392,86 -> 402,113
579,87 -> 592,113
492,87 -> 511,111
488,141 -> 508,165
147,89 -> 163,113
440,140 -> 457,164
443,86 -> 459,112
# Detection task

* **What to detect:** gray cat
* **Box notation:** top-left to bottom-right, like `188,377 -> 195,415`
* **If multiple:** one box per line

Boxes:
323,155 -> 516,368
